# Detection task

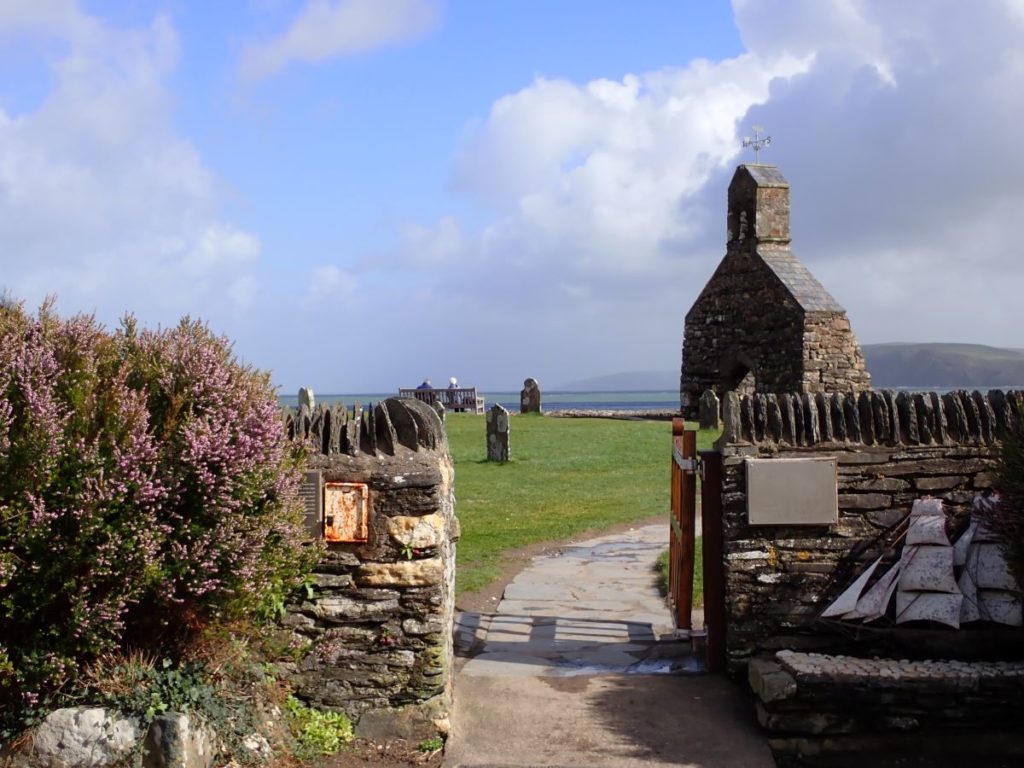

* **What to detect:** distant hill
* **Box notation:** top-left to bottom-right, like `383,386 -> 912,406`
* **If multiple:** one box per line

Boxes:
558,343 -> 1024,392
555,370 -> 679,391
863,343 -> 1024,389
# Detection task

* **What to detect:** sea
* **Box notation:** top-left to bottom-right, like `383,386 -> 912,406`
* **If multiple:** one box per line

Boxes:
278,390 -> 680,413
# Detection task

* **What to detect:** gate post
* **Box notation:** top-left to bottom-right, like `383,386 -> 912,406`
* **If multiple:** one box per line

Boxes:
700,450 -> 726,673
669,419 -> 697,631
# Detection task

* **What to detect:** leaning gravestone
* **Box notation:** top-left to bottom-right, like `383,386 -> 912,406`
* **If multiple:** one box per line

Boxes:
431,400 -> 446,423
520,378 -> 541,413
486,404 -> 510,462
298,386 -> 315,410
698,389 -> 721,430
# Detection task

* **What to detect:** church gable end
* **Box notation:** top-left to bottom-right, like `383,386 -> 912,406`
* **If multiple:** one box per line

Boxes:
681,164 -> 871,413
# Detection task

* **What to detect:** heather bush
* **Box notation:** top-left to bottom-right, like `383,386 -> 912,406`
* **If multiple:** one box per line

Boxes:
0,301 -> 316,725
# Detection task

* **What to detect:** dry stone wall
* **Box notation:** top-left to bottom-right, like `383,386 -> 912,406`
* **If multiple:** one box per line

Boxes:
716,389 -> 1024,677
750,652 -> 1024,765
277,397 -> 458,740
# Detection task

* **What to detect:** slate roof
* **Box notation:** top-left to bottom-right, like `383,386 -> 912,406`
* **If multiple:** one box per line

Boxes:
742,164 -> 788,187
758,249 -> 846,312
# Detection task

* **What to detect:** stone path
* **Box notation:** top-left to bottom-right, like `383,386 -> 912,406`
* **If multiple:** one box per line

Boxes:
444,524 -> 774,767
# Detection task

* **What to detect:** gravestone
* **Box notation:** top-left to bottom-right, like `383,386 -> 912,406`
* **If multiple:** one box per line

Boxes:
298,386 -> 315,410
520,377 -> 541,413
486,404 -> 510,462
699,390 -> 721,430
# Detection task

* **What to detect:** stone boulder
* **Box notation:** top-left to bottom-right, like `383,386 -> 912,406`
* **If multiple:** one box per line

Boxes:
142,713 -> 216,768
5,707 -> 138,768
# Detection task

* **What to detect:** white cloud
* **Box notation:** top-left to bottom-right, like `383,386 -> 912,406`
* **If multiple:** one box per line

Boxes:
395,216 -> 464,269
436,52 -> 810,295
0,5 -> 262,327
240,0 -> 439,80
370,0 -> 1024,389
307,265 -> 357,303
729,0 -> 1024,346
181,225 -> 261,278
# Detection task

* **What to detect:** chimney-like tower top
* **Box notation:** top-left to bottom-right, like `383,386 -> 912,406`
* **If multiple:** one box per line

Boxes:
727,164 -> 790,246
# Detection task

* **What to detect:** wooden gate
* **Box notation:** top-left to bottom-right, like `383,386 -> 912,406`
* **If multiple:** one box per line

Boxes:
669,418 -> 697,631
669,418 -> 726,672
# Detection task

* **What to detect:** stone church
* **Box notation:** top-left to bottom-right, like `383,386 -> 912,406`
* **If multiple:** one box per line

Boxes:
681,164 -> 870,413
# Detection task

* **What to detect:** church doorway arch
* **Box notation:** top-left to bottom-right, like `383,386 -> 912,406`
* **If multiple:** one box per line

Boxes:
720,351 -> 757,397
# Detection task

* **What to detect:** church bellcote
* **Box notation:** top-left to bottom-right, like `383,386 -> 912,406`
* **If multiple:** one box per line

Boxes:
727,164 -> 791,246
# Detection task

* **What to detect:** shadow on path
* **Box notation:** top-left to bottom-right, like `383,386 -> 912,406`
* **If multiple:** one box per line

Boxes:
444,524 -> 773,767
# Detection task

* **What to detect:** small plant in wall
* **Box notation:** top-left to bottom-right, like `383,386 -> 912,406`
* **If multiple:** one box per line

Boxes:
285,695 -> 353,758
418,735 -> 444,753
400,540 -> 435,560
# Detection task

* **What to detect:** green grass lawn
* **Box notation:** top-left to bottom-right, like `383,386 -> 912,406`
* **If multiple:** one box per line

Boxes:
445,413 -> 717,594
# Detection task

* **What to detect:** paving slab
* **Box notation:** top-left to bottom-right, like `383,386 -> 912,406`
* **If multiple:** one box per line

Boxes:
446,523 -> 772,767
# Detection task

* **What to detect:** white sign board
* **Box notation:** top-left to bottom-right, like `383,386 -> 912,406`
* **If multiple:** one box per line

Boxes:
746,457 -> 838,525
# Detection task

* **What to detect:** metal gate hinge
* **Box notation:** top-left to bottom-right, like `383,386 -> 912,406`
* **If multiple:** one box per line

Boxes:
674,448 -> 702,474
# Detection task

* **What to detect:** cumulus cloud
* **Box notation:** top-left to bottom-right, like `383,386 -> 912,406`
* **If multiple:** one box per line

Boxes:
240,0 -> 439,80
732,0 -> 1024,346
421,51 -> 810,308
0,5 -> 262,328
385,0 -> 1024,389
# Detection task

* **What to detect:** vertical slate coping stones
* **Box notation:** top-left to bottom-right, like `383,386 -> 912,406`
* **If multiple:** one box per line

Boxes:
486,404 -> 510,462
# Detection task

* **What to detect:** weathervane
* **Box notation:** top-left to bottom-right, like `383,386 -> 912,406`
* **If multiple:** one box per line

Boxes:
742,125 -> 772,163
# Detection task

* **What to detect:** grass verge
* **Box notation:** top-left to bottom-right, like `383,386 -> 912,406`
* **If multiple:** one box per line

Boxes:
445,413 -> 717,594
655,538 -> 704,606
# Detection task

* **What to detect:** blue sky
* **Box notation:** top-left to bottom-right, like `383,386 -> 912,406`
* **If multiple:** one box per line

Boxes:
2,1 -> 1023,393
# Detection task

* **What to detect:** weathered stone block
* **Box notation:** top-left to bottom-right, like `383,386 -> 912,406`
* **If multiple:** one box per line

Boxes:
749,659 -> 797,703
838,493 -> 891,510
10,708 -> 139,768
387,514 -> 445,550
355,559 -> 444,587
313,595 -> 401,621
914,476 -> 967,491
142,713 -> 216,768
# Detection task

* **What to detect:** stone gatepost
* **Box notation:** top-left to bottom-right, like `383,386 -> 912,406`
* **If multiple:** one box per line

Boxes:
698,390 -> 721,430
520,377 -> 541,413
486,404 -> 510,462
280,398 -> 459,740
298,386 -> 315,410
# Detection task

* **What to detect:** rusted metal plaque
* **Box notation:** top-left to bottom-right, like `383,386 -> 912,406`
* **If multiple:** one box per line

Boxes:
324,482 -> 369,542
298,470 -> 323,539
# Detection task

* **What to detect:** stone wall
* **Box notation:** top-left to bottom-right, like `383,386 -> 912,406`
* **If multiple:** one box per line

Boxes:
750,652 -> 1024,765
682,246 -> 807,400
277,397 -> 458,740
800,313 -> 871,393
715,389 -> 1024,678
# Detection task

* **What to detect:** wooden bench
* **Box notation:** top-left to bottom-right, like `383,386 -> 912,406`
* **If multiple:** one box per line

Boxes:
398,387 -> 485,414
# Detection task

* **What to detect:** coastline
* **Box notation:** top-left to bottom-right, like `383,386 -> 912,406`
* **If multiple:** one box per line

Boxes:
547,408 -> 679,420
